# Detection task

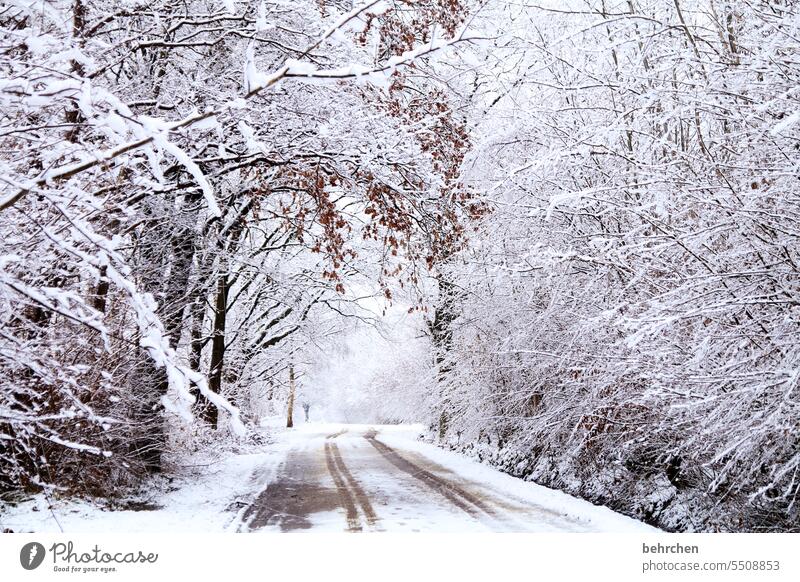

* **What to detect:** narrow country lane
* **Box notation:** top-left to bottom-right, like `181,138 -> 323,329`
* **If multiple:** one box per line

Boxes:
240,425 -> 656,533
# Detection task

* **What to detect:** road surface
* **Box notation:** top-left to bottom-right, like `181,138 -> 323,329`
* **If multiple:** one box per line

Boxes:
240,424 -> 653,533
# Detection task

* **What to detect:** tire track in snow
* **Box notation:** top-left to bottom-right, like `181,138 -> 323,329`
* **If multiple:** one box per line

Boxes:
325,428 -> 348,439
324,441 -> 361,532
364,431 -> 498,521
328,441 -> 379,527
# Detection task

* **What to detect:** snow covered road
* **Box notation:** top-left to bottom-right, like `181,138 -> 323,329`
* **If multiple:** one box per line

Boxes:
241,424 -> 656,533
1,423 -> 657,533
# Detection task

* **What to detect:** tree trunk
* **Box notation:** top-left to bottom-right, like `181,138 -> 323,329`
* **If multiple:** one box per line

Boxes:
135,191 -> 200,472
286,365 -> 296,428
188,293 -> 207,400
429,270 -> 459,439
205,273 -> 230,428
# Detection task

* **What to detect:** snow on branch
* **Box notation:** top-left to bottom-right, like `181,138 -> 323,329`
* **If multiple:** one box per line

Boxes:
0,0 -> 475,215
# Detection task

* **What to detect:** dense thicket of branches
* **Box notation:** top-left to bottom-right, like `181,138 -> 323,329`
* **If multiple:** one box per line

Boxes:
431,0 -> 800,532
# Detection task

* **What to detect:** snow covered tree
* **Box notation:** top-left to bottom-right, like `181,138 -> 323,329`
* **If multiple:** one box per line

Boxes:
0,0 -> 478,495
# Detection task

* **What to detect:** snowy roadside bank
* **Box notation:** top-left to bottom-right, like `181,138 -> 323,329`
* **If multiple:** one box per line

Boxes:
378,429 -> 659,533
427,436 -> 723,533
0,429 -> 294,534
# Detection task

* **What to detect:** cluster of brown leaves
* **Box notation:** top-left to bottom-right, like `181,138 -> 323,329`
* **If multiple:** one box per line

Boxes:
248,1 -> 488,296
273,164 -> 355,292
357,0 -> 466,55
380,75 -> 491,269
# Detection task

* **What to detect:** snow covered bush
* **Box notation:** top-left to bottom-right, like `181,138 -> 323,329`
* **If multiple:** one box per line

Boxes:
431,0 -> 800,531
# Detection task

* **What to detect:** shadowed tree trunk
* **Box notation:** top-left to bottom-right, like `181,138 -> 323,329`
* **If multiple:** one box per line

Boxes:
204,272 -> 230,429
133,189 -> 200,472
200,201 -> 248,429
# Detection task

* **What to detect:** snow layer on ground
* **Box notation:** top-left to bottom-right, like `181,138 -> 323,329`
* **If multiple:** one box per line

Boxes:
1,422 -> 657,533
375,426 -> 659,533
0,439 -> 293,533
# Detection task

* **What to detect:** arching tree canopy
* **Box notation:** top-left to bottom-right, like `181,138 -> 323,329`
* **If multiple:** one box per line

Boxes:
1,0 -> 798,532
